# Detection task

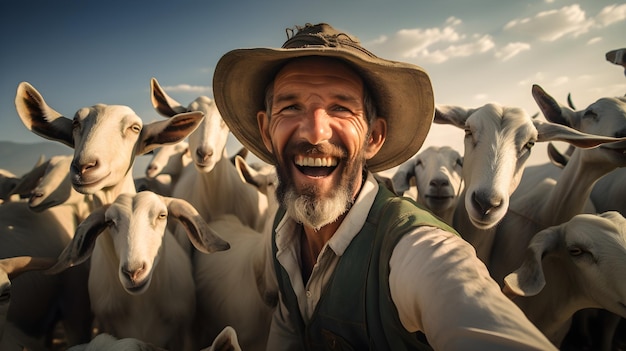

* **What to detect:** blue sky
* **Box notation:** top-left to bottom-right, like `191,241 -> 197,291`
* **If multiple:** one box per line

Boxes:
1,0 -> 625,170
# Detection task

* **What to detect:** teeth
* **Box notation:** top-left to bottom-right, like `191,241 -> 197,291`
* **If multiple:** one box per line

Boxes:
295,156 -> 338,167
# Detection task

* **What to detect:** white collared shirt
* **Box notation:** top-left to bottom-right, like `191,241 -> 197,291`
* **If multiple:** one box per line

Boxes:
267,173 -> 556,351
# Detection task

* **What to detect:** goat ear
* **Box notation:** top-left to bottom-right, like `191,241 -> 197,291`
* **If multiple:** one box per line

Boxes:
137,111 -> 204,155
534,119 -> 626,148
150,77 -> 188,117
433,105 -> 472,129
163,197 -> 230,254
46,205 -> 110,275
235,155 -> 263,190
0,256 -> 57,280
503,226 -> 561,297
546,143 -> 568,169
9,159 -> 51,197
532,84 -> 575,128
204,326 -> 242,351
391,162 -> 413,196
14,82 -> 74,148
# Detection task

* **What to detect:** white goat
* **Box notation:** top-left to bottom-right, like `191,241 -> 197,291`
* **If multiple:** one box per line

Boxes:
0,200 -> 89,350
391,145 -> 464,225
193,214 -> 276,351
66,325 -> 241,351
502,211 -> 626,347
47,191 -> 230,351
145,140 -> 190,180
433,103 -> 616,263
134,174 -> 174,196
591,168 -> 626,215
490,85 -> 626,285
0,155 -> 46,203
15,81 -> 204,207
193,156 -> 278,351
150,78 -> 268,252
136,140 -> 191,196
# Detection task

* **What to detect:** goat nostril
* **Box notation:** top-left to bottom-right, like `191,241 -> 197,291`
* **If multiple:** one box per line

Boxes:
472,191 -> 502,215
122,263 -> 146,283
72,161 -> 98,175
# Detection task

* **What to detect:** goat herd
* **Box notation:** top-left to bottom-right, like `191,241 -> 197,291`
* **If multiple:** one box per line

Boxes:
0,50 -> 625,351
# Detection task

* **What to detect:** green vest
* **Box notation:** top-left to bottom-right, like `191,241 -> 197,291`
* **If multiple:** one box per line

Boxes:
272,184 -> 458,350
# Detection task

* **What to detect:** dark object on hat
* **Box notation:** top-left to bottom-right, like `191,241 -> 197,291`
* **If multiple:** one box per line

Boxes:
213,23 -> 435,172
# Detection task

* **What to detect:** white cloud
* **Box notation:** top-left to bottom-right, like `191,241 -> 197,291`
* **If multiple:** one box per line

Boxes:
368,17 -> 494,64
162,84 -> 212,93
504,4 -> 592,41
595,4 -> 626,27
518,72 -> 546,86
586,37 -> 602,45
495,42 -> 531,61
473,93 -> 488,101
553,76 -> 570,86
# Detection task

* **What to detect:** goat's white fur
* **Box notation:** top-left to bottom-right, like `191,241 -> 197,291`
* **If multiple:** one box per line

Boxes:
434,103 -> 625,264
490,85 -> 626,285
47,191 -> 229,350
150,78 -> 268,254
503,211 -> 626,347
391,145 -> 464,225
15,81 -> 204,207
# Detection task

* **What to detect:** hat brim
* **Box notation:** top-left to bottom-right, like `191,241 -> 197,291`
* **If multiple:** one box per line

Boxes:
213,47 -> 434,172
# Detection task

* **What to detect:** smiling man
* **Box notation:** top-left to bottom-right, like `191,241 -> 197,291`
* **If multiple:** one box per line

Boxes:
213,23 -> 556,350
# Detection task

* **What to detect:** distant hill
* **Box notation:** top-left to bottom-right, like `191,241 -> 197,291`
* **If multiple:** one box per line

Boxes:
0,141 -> 150,177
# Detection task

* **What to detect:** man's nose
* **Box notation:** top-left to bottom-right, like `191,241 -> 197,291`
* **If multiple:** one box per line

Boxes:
301,108 -> 332,145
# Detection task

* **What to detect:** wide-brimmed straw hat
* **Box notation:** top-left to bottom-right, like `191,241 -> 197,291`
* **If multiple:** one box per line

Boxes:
213,23 -> 435,172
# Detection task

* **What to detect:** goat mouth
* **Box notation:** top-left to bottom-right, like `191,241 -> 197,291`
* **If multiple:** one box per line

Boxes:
72,171 -> 111,188
125,279 -> 150,295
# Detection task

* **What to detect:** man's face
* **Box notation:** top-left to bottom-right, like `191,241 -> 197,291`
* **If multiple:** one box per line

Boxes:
257,57 -> 384,230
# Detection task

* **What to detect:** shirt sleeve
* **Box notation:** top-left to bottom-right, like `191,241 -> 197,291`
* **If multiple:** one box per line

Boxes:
265,290 -> 302,351
389,226 -> 557,351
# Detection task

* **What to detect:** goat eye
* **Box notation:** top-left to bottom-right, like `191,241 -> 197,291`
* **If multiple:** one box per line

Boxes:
464,128 -> 472,137
158,212 -> 167,220
415,160 -> 423,167
456,158 -> 463,167
129,124 -> 142,133
568,246 -> 583,256
525,140 -> 536,150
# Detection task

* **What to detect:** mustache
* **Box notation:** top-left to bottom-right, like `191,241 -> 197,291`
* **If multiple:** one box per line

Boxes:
287,141 -> 347,159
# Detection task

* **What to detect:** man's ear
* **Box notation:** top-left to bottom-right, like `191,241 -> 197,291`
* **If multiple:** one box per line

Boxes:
365,117 -> 386,159
257,110 -> 273,153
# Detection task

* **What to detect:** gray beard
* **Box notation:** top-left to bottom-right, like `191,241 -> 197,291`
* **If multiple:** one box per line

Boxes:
283,184 -> 352,231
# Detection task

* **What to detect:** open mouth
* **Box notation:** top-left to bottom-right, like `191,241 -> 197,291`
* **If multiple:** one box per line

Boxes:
295,156 -> 338,177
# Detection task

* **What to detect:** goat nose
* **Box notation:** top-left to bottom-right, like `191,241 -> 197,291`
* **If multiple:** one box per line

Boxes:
146,164 -> 158,172
71,160 -> 99,176
430,178 -> 450,188
196,148 -> 214,162
121,263 -> 146,283
471,191 -> 502,216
